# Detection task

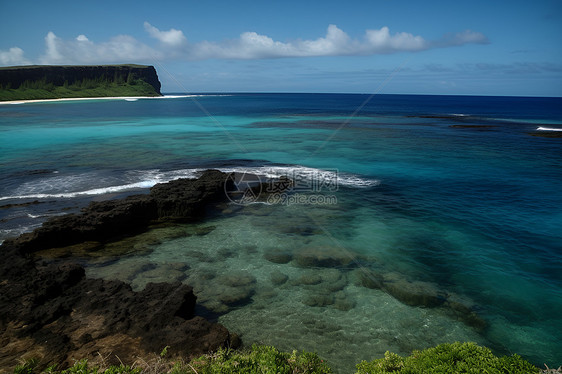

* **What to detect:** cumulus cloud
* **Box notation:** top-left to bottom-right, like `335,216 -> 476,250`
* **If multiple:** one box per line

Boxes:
189,25 -> 430,59
144,22 -> 187,47
0,47 -> 30,65
0,23 -> 489,67
38,31 -> 160,64
182,25 -> 488,60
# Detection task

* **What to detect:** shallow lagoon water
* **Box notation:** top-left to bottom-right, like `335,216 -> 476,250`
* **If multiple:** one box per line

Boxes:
86,199 -> 489,373
1,94 -> 562,372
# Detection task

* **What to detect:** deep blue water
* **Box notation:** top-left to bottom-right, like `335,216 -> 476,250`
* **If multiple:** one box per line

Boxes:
1,93 -> 561,372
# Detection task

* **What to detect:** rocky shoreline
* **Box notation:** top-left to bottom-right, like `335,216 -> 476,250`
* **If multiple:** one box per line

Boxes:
0,169 -> 490,371
0,170 -> 287,371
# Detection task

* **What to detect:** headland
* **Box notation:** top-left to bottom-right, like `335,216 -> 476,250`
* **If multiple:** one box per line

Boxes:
0,64 -> 162,101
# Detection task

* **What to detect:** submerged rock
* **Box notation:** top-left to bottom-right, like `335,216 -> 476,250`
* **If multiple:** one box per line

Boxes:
355,268 -> 385,289
355,268 -> 486,330
216,287 -> 254,307
381,272 -> 446,308
293,272 -> 323,286
270,270 -> 289,286
294,246 -> 358,268
189,270 -> 258,313
302,291 -> 335,307
333,291 -> 356,311
88,259 -> 155,283
217,271 -> 257,288
444,294 -> 487,331
263,248 -> 293,264
132,266 -> 187,290
192,225 -> 217,236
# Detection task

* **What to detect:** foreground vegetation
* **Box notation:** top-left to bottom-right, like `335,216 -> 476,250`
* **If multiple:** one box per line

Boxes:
356,342 -> 541,374
13,342 -> 558,374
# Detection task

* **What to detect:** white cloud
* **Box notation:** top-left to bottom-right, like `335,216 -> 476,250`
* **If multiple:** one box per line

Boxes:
43,31 -> 64,63
144,22 -> 187,47
183,25 -> 486,60
0,47 -> 30,65
1,23 -> 489,67
39,31 -> 159,64
364,27 -> 427,53
188,25 -> 429,59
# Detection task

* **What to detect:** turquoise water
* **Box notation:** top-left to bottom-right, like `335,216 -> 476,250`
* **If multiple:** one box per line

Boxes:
1,94 -> 561,372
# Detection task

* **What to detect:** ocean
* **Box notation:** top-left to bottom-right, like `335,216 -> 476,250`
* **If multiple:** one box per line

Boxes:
1,93 -> 561,372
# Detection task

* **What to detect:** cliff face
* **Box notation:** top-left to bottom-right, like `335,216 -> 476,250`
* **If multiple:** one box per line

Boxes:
0,64 -> 161,95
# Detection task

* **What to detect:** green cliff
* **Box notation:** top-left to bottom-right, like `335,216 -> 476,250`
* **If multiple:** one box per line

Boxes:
0,64 -> 162,101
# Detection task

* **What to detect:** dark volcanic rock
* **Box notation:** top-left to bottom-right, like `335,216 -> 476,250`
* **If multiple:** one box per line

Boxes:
0,170 -> 296,370
5,170 -> 230,253
0,242 -> 235,371
150,170 -> 228,219
0,170 -> 261,371
10,194 -> 157,253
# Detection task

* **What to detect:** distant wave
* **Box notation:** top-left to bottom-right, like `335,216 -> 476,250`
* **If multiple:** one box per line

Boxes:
537,126 -> 562,131
0,180 -> 158,201
160,94 -> 232,99
0,94 -> 232,106
0,165 -> 379,201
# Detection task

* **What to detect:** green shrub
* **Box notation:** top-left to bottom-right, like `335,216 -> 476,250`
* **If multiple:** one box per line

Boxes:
183,344 -> 332,374
355,342 -> 539,374
11,343 -> 547,374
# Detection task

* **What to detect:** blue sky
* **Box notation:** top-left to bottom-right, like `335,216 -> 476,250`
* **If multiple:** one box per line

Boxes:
1,0 -> 561,96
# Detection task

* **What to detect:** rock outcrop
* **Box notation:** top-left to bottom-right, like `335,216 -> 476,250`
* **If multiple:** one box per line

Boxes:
6,170 -> 229,253
0,242 -> 235,371
0,169 -> 292,371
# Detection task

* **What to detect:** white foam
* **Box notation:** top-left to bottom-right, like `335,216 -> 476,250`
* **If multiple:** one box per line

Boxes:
0,165 -> 379,201
537,126 -> 562,131
0,180 -> 160,201
217,165 -> 380,188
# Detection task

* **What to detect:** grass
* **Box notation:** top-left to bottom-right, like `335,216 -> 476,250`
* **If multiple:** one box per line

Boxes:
13,345 -> 331,374
12,342 -> 559,374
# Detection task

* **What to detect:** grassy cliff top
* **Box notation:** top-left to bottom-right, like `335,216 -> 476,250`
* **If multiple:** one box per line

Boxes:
0,64 -> 161,101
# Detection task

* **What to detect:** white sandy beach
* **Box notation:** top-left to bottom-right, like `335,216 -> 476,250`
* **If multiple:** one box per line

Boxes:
0,95 -> 197,105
